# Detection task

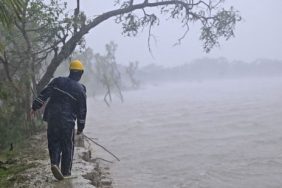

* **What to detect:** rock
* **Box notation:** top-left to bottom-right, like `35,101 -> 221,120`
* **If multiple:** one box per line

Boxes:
82,171 -> 98,181
81,150 -> 92,162
89,158 -> 97,163
13,174 -> 27,184
6,158 -> 18,164
34,180 -> 41,186
0,165 -> 8,170
82,172 -> 93,180
101,178 -> 112,186
21,159 -> 29,164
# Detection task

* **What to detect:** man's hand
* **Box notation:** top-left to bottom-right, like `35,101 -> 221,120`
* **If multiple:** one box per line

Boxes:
30,109 -> 36,119
77,130 -> 83,135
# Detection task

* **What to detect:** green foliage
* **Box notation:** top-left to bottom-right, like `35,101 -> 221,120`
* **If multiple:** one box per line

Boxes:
115,0 -> 241,52
0,0 -> 81,149
0,83 -> 26,149
0,163 -> 36,187
0,0 -> 70,146
0,0 -> 23,27
0,80 -> 46,149
0,0 -> 241,149
200,7 -> 241,52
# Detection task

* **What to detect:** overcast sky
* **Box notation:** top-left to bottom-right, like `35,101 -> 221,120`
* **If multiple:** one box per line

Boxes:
71,0 -> 282,67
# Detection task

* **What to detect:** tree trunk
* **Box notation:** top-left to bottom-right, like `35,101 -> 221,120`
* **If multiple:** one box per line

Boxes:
36,1 -> 183,91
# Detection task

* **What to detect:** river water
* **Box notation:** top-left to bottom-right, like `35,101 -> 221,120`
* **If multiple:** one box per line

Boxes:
86,78 -> 282,188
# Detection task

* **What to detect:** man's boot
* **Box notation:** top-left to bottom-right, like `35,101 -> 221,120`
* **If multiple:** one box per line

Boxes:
51,164 -> 64,180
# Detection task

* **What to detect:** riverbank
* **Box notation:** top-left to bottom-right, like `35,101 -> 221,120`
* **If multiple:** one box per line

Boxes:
0,132 -> 113,188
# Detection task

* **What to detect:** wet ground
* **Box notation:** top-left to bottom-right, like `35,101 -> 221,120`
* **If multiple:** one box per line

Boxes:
6,133 -> 113,188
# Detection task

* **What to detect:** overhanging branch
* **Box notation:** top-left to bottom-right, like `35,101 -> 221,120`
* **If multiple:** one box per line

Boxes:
37,0 -> 239,91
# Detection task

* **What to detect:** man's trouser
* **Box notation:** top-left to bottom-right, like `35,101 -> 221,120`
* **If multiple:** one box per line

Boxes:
47,116 -> 75,176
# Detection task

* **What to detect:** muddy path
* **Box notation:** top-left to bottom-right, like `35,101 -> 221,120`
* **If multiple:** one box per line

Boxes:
1,132 -> 113,188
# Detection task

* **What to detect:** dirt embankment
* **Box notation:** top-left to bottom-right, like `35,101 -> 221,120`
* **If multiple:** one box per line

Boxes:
0,132 -> 113,188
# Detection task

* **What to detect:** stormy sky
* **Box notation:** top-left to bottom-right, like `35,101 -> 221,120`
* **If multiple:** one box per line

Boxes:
69,0 -> 282,67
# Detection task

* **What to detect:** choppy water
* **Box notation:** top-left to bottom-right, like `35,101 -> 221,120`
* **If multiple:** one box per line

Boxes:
86,78 -> 282,188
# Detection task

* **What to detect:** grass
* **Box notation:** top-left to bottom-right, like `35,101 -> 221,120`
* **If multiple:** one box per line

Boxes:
0,132 -> 47,187
0,163 -> 37,187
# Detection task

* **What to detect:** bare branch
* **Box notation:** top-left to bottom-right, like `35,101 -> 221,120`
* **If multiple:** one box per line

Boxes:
74,0 -> 80,33
37,0 -> 240,90
147,21 -> 156,58
173,23 -> 190,46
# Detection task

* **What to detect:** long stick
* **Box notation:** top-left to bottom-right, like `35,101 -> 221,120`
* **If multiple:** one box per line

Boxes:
84,134 -> 120,162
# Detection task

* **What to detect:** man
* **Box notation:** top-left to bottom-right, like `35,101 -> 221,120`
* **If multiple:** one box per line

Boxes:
31,60 -> 87,180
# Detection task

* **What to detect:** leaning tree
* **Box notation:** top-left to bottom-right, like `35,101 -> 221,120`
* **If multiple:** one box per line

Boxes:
0,0 -> 240,147
0,0 -> 241,92
35,0 -> 241,91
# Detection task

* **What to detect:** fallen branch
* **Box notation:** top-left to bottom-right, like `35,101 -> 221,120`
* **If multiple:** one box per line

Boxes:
84,134 -> 120,162
93,158 -> 113,164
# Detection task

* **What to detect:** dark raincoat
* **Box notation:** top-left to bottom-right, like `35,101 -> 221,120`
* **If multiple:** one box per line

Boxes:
32,75 -> 87,176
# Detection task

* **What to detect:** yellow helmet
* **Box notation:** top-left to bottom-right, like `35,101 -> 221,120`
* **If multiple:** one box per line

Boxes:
69,60 -> 84,71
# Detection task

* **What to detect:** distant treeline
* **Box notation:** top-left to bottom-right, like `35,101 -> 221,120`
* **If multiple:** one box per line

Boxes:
137,58 -> 282,83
